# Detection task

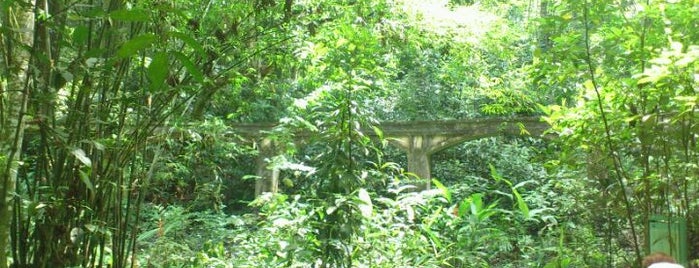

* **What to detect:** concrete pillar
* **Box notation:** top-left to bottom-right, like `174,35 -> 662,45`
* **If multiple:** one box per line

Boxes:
407,148 -> 431,190
254,138 -> 279,196
391,135 -> 434,190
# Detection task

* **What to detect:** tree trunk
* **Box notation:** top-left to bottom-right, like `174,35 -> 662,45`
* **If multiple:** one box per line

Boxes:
0,2 -> 35,267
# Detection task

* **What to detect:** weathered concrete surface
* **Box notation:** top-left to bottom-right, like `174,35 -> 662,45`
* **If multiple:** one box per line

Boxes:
254,138 -> 280,196
381,116 -> 548,189
234,116 -> 549,194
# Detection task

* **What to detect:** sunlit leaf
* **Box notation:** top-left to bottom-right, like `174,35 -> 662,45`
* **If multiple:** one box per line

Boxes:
470,193 -> 483,216
420,225 -> 442,248
458,199 -> 469,218
431,179 -> 451,203
512,187 -> 530,219
326,206 -> 337,215
90,140 -> 105,151
336,38 -> 349,48
372,126 -> 384,140
71,148 -> 91,167
282,178 -> 294,188
357,188 -> 373,218
273,218 -> 291,227
489,163 -> 503,183
517,122 -> 530,135
676,54 -> 697,67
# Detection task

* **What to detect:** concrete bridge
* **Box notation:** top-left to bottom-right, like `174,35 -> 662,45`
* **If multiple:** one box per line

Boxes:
233,116 -> 549,195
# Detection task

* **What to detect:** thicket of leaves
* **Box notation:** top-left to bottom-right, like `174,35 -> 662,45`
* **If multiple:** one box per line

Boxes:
536,0 -> 699,266
3,0 -> 697,267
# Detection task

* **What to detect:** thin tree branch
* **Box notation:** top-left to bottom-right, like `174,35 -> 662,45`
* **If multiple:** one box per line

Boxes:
580,1 -> 642,266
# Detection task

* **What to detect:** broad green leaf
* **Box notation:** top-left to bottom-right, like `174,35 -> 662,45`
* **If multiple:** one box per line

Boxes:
117,34 -> 157,58
172,52 -> 204,83
489,163 -> 503,183
431,179 -> 451,203
137,228 -> 160,242
72,25 -> 89,44
458,199 -> 469,218
372,126 -> 383,140
512,187 -> 530,219
282,178 -> 294,188
420,225 -> 442,249
561,258 -> 572,267
637,74 -> 660,85
470,193 -> 484,216
79,169 -> 96,193
148,52 -> 169,91
71,148 -> 91,167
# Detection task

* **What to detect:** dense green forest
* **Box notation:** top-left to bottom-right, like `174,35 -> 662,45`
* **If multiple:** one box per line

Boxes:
1,0 -> 697,267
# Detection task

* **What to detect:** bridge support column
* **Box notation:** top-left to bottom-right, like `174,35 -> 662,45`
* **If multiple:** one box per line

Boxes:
390,135 -> 439,190
255,138 -> 279,196
407,148 -> 431,190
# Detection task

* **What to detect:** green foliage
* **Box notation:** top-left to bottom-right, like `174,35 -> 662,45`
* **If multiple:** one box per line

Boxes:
3,0 -> 293,266
151,118 -> 257,211
7,0 -> 698,266
372,0 -> 542,120
428,136 -> 614,266
136,204 -> 249,267
536,0 -> 699,265
137,135 -> 605,267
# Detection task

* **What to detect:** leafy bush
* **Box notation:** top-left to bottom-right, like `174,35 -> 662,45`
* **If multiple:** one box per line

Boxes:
149,118 -> 258,211
136,172 -> 609,267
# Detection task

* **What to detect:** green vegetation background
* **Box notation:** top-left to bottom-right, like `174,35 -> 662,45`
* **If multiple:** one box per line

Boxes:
0,0 -> 697,267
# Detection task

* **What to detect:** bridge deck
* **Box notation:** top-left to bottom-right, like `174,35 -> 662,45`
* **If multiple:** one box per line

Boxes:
233,116 -> 550,195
